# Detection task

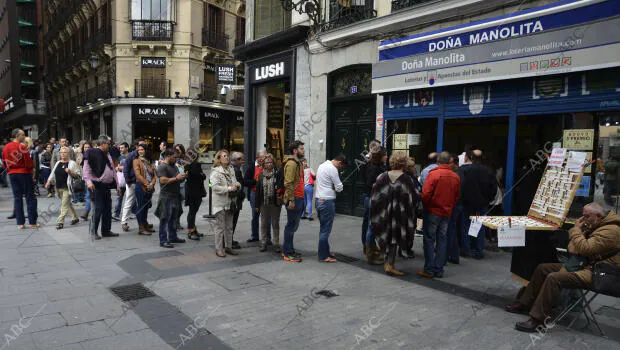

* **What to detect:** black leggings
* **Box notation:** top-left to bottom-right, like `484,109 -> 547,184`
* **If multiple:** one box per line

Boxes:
186,198 -> 202,230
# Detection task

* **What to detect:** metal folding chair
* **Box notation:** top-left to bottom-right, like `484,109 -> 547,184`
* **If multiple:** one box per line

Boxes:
553,289 -> 606,337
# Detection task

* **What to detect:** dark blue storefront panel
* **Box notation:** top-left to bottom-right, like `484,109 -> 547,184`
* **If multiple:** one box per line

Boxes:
383,67 -> 620,215
384,68 -> 620,120
517,70 -> 620,115
443,82 -> 514,119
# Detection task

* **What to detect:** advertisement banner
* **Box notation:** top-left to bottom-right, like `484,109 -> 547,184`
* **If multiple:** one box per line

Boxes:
216,64 -> 236,84
372,17 -> 620,93
563,129 -> 594,150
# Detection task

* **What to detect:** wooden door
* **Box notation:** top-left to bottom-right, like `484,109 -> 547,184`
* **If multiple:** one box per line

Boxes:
329,98 -> 375,216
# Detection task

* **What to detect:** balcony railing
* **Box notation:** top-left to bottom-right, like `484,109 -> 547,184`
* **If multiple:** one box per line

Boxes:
132,21 -> 173,41
391,0 -> 436,12
199,84 -> 244,106
135,79 -> 171,98
202,29 -> 229,51
322,0 -> 376,31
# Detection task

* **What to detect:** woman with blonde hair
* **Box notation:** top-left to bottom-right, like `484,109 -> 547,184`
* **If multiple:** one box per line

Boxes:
370,152 -> 417,276
210,149 -> 241,257
45,146 -> 81,229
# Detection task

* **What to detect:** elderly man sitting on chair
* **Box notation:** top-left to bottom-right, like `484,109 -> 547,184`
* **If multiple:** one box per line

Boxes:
505,202 -> 620,332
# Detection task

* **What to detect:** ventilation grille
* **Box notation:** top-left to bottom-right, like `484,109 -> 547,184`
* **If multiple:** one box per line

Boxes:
110,283 -> 156,302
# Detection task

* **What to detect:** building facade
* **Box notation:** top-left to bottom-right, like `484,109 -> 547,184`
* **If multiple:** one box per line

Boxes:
241,0 -> 592,215
0,0 -> 46,137
44,0 -> 246,160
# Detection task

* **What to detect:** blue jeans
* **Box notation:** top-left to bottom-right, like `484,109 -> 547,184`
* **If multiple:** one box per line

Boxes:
362,195 -> 370,248
283,197 -> 304,255
114,184 -> 126,217
249,190 -> 270,241
9,174 -> 38,225
134,184 -> 152,225
463,206 -> 488,258
303,185 -> 314,217
41,167 -> 52,194
90,184 -> 112,235
446,204 -> 464,264
158,199 -> 179,244
423,213 -> 449,276
85,188 -> 92,212
316,199 -> 335,260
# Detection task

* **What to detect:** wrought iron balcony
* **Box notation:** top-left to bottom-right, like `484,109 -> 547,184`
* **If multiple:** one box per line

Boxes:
202,29 -> 229,51
134,79 -> 171,98
391,0 -> 436,12
200,84 -> 221,102
322,0 -> 376,31
132,21 -> 173,41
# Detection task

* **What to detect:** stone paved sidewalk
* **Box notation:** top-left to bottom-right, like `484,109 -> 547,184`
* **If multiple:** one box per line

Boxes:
0,187 -> 618,349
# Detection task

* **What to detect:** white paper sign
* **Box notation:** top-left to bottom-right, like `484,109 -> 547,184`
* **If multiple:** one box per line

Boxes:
567,151 -> 587,172
468,218 -> 483,237
408,134 -> 421,146
548,148 -> 567,167
497,226 -> 526,247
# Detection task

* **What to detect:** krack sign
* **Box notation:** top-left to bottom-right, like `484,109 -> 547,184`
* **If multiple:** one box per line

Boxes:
132,105 -> 174,120
141,57 -> 167,68
250,57 -> 291,84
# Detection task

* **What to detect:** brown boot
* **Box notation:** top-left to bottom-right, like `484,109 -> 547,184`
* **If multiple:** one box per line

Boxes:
365,243 -> 383,265
385,263 -> 404,276
138,224 -> 152,236
144,224 -> 155,233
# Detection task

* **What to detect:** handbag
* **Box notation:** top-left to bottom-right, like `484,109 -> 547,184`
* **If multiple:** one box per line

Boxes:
117,171 -> 126,189
72,177 -> 86,193
563,253 -> 589,272
592,262 -> 620,297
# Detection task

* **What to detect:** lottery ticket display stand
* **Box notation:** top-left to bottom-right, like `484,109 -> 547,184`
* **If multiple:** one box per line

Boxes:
471,149 -> 587,283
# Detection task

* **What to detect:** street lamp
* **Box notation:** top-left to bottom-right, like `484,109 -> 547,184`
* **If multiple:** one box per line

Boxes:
280,0 -> 321,28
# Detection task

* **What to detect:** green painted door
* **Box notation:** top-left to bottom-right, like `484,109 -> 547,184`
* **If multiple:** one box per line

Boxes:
328,98 -> 376,216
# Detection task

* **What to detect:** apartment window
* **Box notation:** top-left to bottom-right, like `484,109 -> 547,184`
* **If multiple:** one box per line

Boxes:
131,0 -> 176,21
254,0 -> 291,39
235,17 -> 245,47
202,5 -> 228,50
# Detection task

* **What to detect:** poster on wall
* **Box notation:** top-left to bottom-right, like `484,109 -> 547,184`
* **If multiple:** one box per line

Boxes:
563,129 -> 594,150
393,134 -> 408,149
267,97 -> 284,128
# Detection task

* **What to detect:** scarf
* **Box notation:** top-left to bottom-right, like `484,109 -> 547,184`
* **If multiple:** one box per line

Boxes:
139,156 -> 152,182
262,169 -> 275,205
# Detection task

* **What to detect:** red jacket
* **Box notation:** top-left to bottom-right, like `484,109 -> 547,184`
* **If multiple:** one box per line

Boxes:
1,141 -> 34,175
422,164 -> 461,217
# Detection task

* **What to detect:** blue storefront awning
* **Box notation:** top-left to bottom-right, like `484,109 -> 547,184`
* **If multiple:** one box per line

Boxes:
378,0 -> 617,61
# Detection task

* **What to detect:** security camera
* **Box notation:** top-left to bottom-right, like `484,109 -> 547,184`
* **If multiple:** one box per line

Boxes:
220,86 -> 228,95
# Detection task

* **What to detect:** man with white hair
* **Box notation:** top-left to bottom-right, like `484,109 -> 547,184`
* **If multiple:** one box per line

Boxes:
245,149 -> 271,244
506,202 -> 620,332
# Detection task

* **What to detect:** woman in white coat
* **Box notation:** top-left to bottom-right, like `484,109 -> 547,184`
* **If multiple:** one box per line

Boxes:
45,146 -> 81,229
210,149 -> 241,257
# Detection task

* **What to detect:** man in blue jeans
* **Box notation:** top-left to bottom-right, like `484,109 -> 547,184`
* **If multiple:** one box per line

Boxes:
2,129 -> 38,228
420,152 -> 460,278
315,154 -> 346,262
245,149 -> 271,244
281,141 -> 305,262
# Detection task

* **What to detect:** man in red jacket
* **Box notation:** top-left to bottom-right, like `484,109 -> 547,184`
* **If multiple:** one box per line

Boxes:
419,151 -> 460,278
1,129 -> 38,228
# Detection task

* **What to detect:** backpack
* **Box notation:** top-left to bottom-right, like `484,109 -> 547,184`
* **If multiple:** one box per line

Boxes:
275,158 -> 298,195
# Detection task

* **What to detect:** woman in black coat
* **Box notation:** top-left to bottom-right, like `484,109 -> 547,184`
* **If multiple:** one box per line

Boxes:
185,157 -> 206,240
